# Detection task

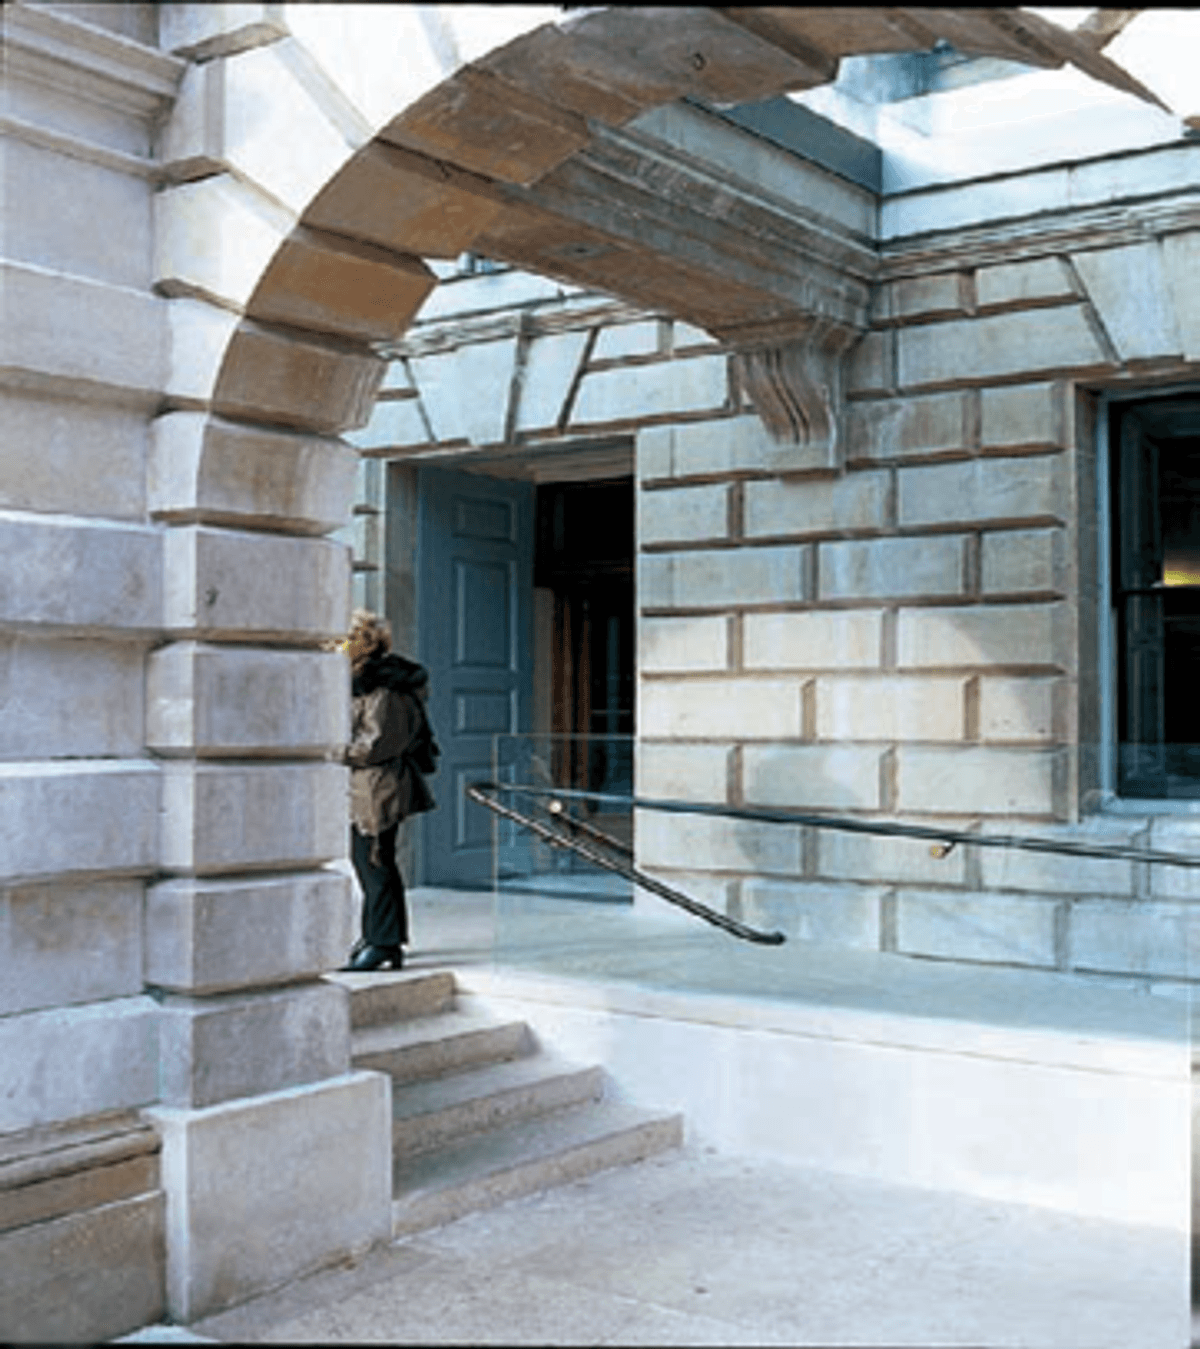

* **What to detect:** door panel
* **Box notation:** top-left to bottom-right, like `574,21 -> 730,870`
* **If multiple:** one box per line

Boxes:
418,467 -> 533,885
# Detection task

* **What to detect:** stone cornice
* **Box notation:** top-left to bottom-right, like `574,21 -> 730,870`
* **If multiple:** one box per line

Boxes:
3,3 -> 184,118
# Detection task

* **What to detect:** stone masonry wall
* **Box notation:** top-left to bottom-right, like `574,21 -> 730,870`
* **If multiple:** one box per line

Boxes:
363,143 -> 1200,996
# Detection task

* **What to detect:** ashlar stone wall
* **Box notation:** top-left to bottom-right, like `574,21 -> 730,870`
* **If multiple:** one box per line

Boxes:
362,138 -> 1200,996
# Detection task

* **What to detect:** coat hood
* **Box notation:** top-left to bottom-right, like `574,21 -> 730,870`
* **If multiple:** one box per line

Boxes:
352,651 -> 429,699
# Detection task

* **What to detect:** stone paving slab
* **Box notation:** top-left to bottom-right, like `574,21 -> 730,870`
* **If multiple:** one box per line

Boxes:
185,1145 -> 1185,1347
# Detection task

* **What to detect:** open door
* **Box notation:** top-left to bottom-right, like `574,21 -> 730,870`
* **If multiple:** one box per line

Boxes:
417,466 -> 534,885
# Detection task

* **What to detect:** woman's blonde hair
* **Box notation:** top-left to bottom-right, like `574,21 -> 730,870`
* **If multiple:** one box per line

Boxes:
344,609 -> 391,674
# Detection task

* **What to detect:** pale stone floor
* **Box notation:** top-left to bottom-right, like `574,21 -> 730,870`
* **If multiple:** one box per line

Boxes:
123,886 -> 1192,1347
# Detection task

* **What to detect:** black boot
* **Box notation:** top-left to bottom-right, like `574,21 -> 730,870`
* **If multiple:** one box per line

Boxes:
342,944 -> 404,972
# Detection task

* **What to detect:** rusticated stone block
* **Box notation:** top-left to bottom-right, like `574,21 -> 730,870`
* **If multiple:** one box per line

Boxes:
214,321 -> 386,435
0,997 -> 158,1134
1161,231 -> 1200,359
815,675 -> 967,742
978,677 -> 1060,742
1146,820 -> 1200,901
819,534 -> 964,600
515,329 -> 593,434
0,761 -> 159,886
895,889 -> 1059,967
743,609 -> 883,671
640,678 -> 801,739
741,878 -> 885,949
162,526 -> 349,642
347,395 -> 431,453
0,1192 -> 164,1344
1071,900 -> 1200,979
305,140 -> 503,260
635,741 -> 730,804
150,412 -> 357,534
743,743 -> 883,811
896,746 -> 1062,815
639,616 -> 729,672
896,603 -> 1067,670
898,456 -> 1065,529
635,807 -> 801,875
979,383 -> 1068,452
147,642 -> 347,756
155,981 -> 351,1108
979,819 -> 1137,897
410,338 -> 519,447
158,760 -> 347,875
1072,241 -> 1180,362
0,879 -> 142,1017
817,820 -> 971,887
845,391 -> 971,462
248,228 -> 435,345
639,545 -> 808,609
975,257 -> 1079,311
744,470 -> 888,538
639,483 -> 729,546
147,1072 -> 392,1321
572,355 -> 729,428
145,871 -> 355,994
638,414 -> 833,479
876,272 -> 970,324
981,527 -> 1065,594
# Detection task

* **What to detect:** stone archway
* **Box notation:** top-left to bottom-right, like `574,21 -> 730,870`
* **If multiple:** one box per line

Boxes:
141,4 -> 1172,1321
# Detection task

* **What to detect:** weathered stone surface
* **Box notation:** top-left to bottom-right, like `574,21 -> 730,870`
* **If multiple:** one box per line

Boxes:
876,272 -> 970,324
845,391 -> 971,462
0,514 -> 161,638
897,306 -> 1113,389
1071,900 -> 1200,978
896,603 -> 1067,669
743,744 -> 883,810
0,390 -> 148,521
305,141 -> 503,261
979,383 -> 1068,451
844,329 -> 892,396
0,879 -> 142,1017
638,615 -> 729,672
979,819 -> 1138,897
0,635 -> 145,759
155,173 -> 288,310
640,678 -> 801,739
1160,231 -> 1200,360
638,483 -> 729,545
2,261 -> 166,404
1146,821 -> 1200,901
0,761 -> 158,885
162,526 -> 349,642
593,319 -> 662,361
150,412 -> 358,534
5,135 -> 153,290
635,807 -> 801,875
347,394 -> 431,453
975,257 -> 1079,311
214,321 -> 386,434
248,228 -> 436,345
147,642 -> 347,756
896,746 -> 1061,815
572,354 -> 729,428
635,741 -> 730,803
817,820 -> 971,886
639,545 -> 808,608
145,871 -> 355,995
0,1191 -> 164,1344
380,66 -> 591,186
978,676 -> 1061,741
1073,241 -> 1182,361
741,879 -> 885,948
158,761 -> 347,875
743,470 -> 888,538
147,1071 -> 392,1321
156,981 -> 350,1108
980,527 -> 1065,594
638,414 -> 834,479
410,339 -> 519,446
819,534 -> 964,600
164,295 -> 241,405
816,675 -> 967,742
0,996 -> 158,1134
743,609 -> 883,671
515,328 -> 592,434
898,455 -> 1066,529
895,890 -> 1059,967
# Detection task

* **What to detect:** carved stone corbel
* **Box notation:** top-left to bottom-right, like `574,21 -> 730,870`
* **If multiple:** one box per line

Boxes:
722,315 -> 864,465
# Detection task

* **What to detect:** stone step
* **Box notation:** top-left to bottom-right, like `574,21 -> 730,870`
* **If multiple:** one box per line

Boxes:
391,1057 -> 605,1159
352,1010 -> 534,1086
391,1100 -> 684,1238
327,969 -> 456,1031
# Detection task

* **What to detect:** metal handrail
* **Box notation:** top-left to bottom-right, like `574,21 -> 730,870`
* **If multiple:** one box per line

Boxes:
481,781 -> 1200,871
466,782 -> 786,945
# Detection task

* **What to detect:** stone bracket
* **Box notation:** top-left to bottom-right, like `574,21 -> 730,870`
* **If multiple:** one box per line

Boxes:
724,316 -> 864,461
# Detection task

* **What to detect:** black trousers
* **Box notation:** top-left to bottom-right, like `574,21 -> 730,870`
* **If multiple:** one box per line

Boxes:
351,823 -> 409,949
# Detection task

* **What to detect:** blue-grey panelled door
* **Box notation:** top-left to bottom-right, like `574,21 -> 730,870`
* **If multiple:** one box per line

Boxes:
417,467 -> 533,886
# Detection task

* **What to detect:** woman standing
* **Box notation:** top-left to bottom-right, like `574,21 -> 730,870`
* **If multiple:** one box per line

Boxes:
341,610 -> 439,972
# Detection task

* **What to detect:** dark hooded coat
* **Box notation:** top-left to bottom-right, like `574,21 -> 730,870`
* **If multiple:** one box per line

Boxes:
346,652 -> 439,838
